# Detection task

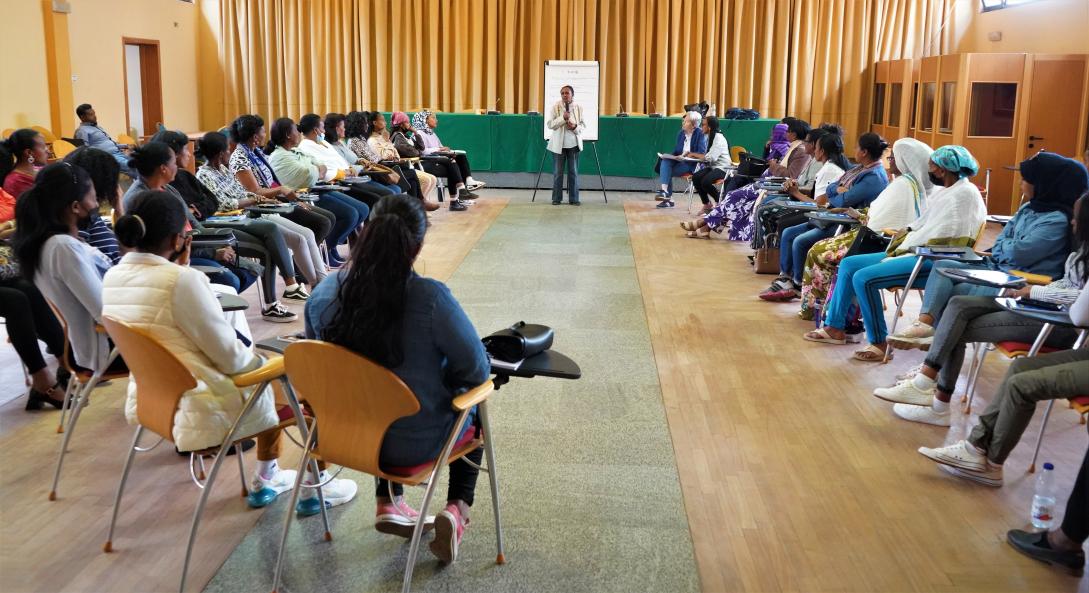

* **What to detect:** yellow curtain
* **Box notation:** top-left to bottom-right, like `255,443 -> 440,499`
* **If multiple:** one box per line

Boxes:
199,0 -> 955,140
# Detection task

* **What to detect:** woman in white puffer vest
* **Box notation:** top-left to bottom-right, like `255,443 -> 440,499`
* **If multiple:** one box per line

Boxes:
102,189 -> 357,511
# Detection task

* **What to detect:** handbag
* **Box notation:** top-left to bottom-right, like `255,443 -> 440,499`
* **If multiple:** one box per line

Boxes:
736,153 -> 768,178
844,226 -> 891,258
753,247 -> 779,274
0,244 -> 20,281
482,321 -> 555,362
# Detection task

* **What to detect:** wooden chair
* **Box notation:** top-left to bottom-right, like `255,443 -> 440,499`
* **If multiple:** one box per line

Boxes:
117,133 -> 137,147
1,128 -> 13,139
98,316 -> 326,593
47,303 -> 126,501
730,145 -> 747,166
32,125 -> 56,143
272,340 -> 504,593
51,138 -> 77,160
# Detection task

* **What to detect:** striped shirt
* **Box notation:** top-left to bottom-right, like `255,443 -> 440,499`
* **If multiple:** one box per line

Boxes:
78,215 -> 121,265
1030,248 -> 1087,304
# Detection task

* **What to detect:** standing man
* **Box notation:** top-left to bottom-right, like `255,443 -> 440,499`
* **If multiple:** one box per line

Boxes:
547,85 -> 584,205
73,104 -> 134,177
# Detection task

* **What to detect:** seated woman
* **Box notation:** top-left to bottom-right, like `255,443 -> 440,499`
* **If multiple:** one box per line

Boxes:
196,132 -> 327,290
122,142 -> 297,322
760,132 -> 881,299
264,117 -> 368,267
343,111 -> 443,209
367,112 -> 441,209
749,125 -> 835,251
794,137 -> 935,319
390,111 -> 473,204
324,112 -> 403,198
682,116 -> 731,216
803,145 -> 987,362
295,113 -> 392,213
64,147 -> 124,264
13,162 -> 126,378
651,111 -> 707,208
2,129 -> 49,199
305,195 -> 490,563
889,151 -> 1088,349
714,122 -> 800,241
104,189 -> 356,510
153,130 -> 312,303
412,109 -> 485,190
0,274 -> 67,410
228,115 -> 336,250
873,192 -> 1089,428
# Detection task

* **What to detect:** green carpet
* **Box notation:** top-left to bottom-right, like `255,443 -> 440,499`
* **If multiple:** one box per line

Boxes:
203,194 -> 699,593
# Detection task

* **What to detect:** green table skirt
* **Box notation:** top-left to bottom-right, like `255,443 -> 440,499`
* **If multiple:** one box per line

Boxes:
388,113 -> 778,178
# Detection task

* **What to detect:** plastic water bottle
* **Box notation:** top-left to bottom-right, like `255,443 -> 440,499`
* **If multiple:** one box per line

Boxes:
1030,462 -> 1057,529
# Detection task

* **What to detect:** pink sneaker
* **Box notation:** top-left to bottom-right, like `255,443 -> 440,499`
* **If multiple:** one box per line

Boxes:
375,498 -> 433,538
429,503 -> 468,564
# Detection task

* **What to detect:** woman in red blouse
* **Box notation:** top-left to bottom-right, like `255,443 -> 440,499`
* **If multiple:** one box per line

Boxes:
1,129 -> 49,199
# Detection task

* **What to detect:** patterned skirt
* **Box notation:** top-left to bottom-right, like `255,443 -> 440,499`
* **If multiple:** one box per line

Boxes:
704,183 -> 759,241
799,228 -> 859,317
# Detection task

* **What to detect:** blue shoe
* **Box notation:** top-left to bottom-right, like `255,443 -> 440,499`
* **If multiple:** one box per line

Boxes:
654,189 -> 668,200
656,199 -> 675,209
295,471 -> 358,516
246,467 -> 297,509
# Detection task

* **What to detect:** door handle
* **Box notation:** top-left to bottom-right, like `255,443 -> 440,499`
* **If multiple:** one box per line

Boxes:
1028,135 -> 1045,141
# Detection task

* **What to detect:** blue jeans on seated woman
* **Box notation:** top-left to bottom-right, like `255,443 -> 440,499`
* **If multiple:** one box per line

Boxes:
779,222 -> 836,284
314,191 -> 369,252
919,259 -> 1000,323
191,257 -> 257,295
823,252 -> 932,345
657,159 -> 698,196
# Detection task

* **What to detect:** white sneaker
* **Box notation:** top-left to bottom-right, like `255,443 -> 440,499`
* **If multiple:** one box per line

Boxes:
918,440 -> 988,472
893,403 -> 951,426
873,379 -> 935,406
896,363 -> 924,382
296,470 -> 358,516
937,462 -> 1003,487
889,320 -> 935,350
247,466 -> 298,508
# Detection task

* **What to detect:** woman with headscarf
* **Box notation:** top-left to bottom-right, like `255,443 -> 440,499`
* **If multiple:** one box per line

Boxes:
651,111 -> 707,208
888,151 -> 1088,349
393,111 -> 475,204
794,137 -> 935,319
713,122 -> 809,241
412,110 -> 484,190
802,145 -> 987,362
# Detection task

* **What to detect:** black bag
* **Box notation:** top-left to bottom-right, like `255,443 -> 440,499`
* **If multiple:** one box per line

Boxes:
736,152 -> 768,178
844,226 -> 891,258
724,107 -> 760,120
190,228 -> 238,250
482,322 -> 554,362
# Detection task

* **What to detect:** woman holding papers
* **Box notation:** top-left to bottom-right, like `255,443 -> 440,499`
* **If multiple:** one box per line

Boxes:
652,112 -> 707,209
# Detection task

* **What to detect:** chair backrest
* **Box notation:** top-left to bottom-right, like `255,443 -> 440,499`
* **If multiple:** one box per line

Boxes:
117,133 -> 137,146
283,340 -> 420,474
730,145 -> 747,165
101,316 -> 196,440
51,139 -> 77,159
32,125 -> 56,143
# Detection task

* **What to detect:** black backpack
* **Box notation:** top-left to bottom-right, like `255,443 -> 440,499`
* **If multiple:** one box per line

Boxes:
724,107 -> 760,120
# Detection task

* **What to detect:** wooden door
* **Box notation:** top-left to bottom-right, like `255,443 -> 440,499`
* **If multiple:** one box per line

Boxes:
122,38 -> 163,139
1023,56 -> 1088,158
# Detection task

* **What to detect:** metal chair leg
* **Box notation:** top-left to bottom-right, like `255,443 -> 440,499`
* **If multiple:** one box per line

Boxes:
963,344 -> 990,412
271,427 -> 318,593
56,377 -> 76,434
49,377 -> 96,500
104,426 -> 145,553
884,256 -> 924,363
1028,400 -> 1057,474
479,401 -> 506,564
278,378 -> 331,535
178,380 -> 269,593
235,443 -> 249,497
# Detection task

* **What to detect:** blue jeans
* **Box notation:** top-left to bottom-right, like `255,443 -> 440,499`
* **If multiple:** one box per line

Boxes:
824,253 -> 932,344
920,259 -> 1001,322
315,191 -> 369,251
657,159 -> 697,196
779,223 -> 835,284
191,257 -> 257,295
552,148 -> 580,204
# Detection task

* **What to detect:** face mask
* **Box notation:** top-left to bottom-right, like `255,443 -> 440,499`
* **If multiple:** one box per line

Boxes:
317,134 -> 326,143
928,171 -> 946,186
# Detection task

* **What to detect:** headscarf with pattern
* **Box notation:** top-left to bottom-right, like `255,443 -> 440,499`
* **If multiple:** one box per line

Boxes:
412,110 -> 434,136
930,145 -> 979,179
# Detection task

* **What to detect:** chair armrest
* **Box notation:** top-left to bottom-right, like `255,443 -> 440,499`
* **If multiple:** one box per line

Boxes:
232,356 -> 285,387
880,228 -> 898,236
1009,270 -> 1052,286
451,381 -> 495,412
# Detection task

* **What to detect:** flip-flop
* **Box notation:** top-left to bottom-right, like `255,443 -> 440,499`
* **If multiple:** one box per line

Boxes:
853,344 -> 892,362
803,327 -> 846,345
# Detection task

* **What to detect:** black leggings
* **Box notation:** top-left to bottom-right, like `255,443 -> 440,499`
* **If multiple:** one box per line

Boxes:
0,279 -> 65,375
421,157 -> 464,190
384,163 -> 422,199
692,167 -> 727,204
282,204 -> 334,246
449,153 -> 473,181
1062,442 -> 1089,543
376,446 -> 484,506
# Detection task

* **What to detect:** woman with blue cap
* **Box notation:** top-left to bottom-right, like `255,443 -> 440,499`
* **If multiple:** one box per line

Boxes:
801,145 -> 987,362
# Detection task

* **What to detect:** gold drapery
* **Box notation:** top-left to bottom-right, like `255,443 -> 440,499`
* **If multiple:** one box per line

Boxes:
198,0 -> 954,140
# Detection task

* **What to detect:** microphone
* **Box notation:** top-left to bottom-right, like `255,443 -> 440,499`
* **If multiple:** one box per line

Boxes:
617,103 -> 628,117
487,97 -> 501,115
564,100 -> 570,114
649,101 -> 663,118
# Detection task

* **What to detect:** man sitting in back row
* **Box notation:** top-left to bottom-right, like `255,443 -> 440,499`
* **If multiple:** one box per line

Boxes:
74,103 -> 134,177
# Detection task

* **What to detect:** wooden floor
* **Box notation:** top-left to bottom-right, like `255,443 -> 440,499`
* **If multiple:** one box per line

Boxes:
0,198 -> 507,593
625,200 -> 1087,593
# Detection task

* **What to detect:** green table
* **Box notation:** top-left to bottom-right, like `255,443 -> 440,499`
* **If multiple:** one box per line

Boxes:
389,113 -> 778,178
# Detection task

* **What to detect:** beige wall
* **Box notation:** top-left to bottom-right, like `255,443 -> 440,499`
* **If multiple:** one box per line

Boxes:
0,2 -> 51,132
955,0 -> 1089,54
66,0 -> 201,138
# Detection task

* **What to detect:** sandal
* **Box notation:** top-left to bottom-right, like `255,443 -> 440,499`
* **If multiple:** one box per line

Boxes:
803,327 -> 846,345
685,229 -> 710,239
680,221 -> 697,232
25,383 -> 65,411
853,344 -> 892,362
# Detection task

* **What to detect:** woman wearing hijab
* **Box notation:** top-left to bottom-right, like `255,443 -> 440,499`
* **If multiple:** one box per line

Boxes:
794,138 -> 935,319
802,145 -> 987,362
413,110 -> 483,190
394,111 -> 474,204
716,122 -> 810,241
651,111 -> 707,208
888,151 -> 1088,349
